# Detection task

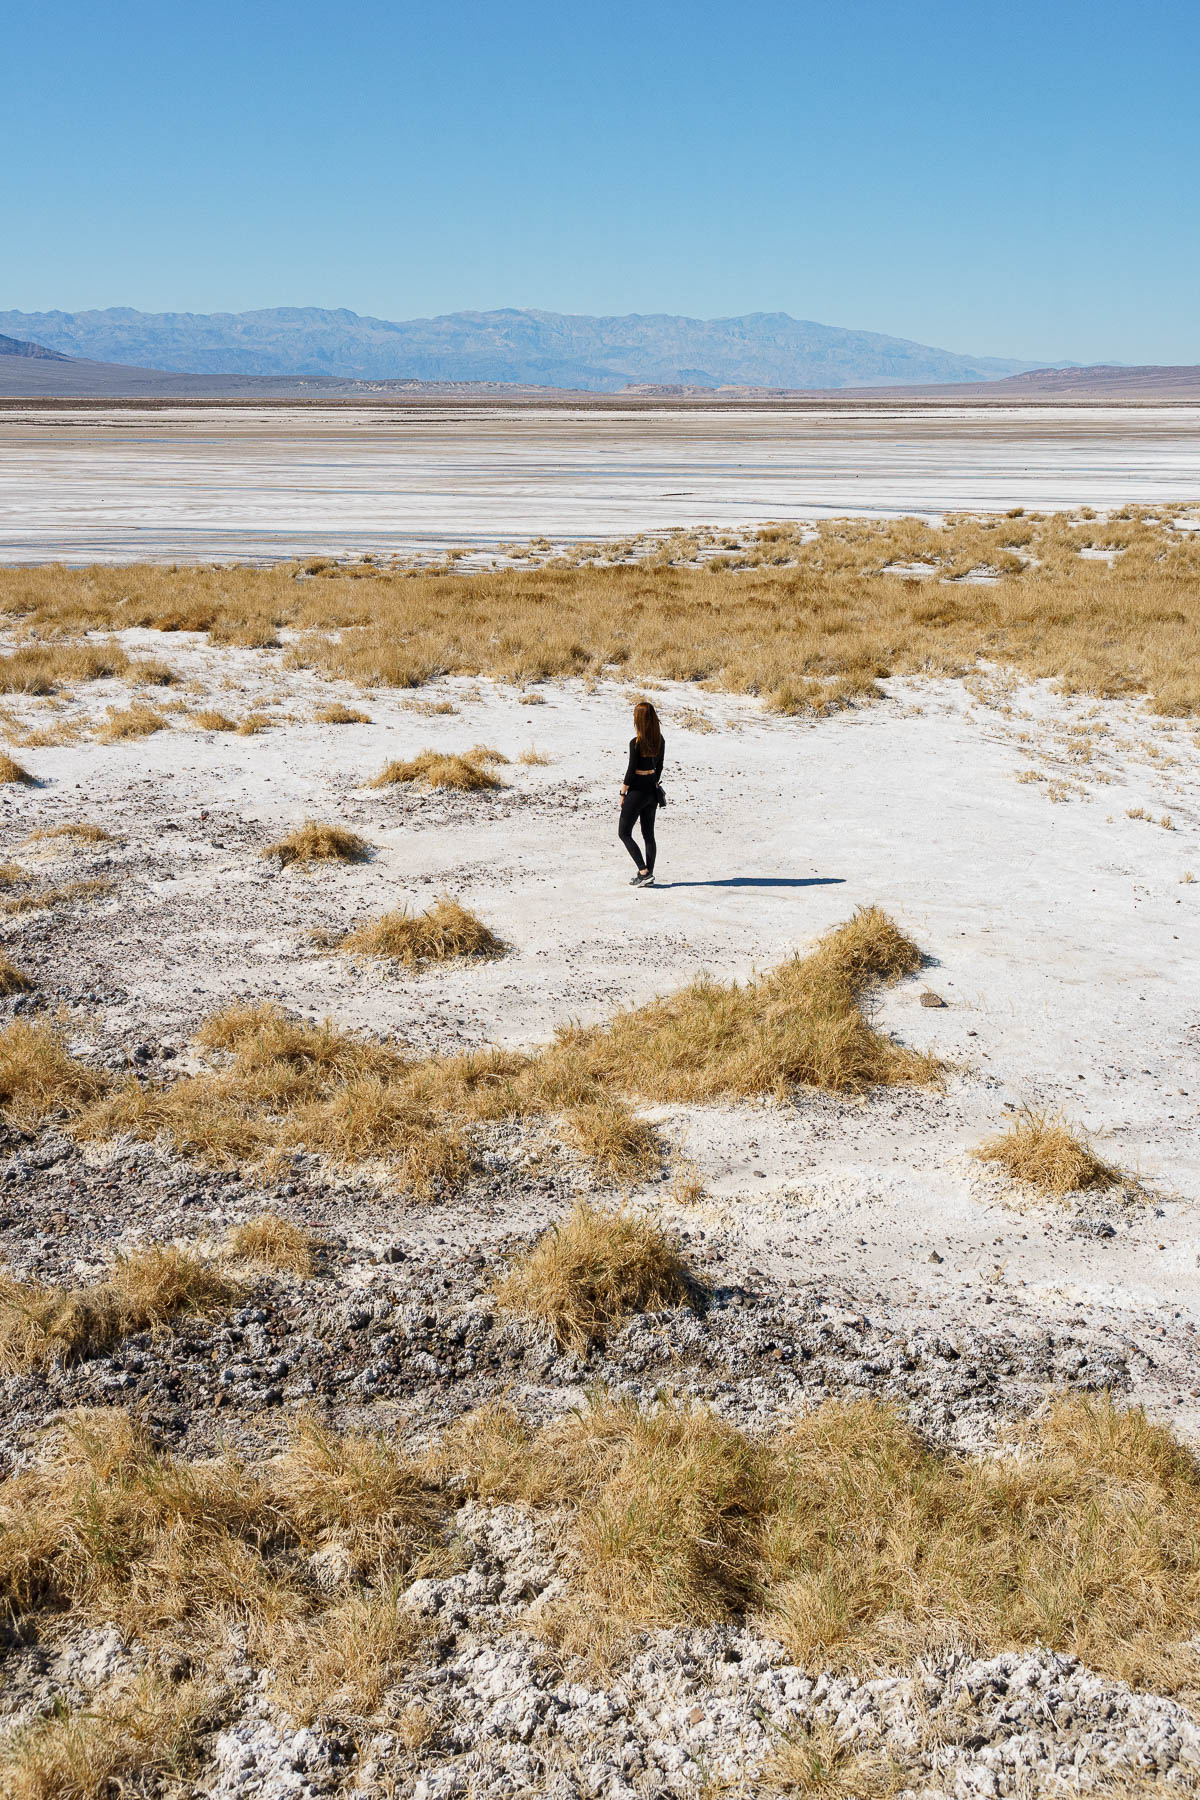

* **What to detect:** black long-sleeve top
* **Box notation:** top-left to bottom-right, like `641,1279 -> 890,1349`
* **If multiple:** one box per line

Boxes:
623,736 -> 665,795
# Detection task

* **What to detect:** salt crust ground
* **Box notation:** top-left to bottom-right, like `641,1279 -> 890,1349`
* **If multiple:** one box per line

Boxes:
2,401 -> 1199,561
2,630 -> 1200,1797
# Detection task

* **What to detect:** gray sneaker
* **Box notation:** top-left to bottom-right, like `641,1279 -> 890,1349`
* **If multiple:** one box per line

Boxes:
629,871 -> 647,885
639,874 -> 656,887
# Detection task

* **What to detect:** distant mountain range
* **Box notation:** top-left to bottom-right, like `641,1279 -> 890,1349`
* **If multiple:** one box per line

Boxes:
0,306 -> 1047,391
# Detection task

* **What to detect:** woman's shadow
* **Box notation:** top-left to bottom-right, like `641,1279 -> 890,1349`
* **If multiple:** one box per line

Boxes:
658,876 -> 845,890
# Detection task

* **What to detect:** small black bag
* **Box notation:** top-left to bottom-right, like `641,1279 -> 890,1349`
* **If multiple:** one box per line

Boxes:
655,783 -> 667,806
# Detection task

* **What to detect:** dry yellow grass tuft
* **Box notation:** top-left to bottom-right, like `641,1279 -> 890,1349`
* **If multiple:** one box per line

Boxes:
404,698 -> 458,716
762,1394 -> 1200,1687
494,1202 -> 697,1348
369,749 -> 504,791
269,1588 -> 430,1723
0,956 -> 32,995
452,1393 -> 766,1652
208,618 -> 281,649
336,896 -> 505,967
0,752 -> 34,785
0,641 -> 128,695
668,1158 -> 707,1207
973,1107 -> 1119,1195
0,1021 -> 108,1125
77,1003 -> 470,1196
228,1212 -> 317,1276
0,1245 -> 237,1371
237,711 -> 272,735
3,722 -> 81,749
0,1406 -> 444,1712
127,657 -> 178,686
768,1721 -> 900,1797
315,701 -> 372,724
536,905 -> 933,1103
0,1673 -> 213,1800
23,821 -> 114,844
98,704 -> 167,742
518,745 -> 551,765
191,707 -> 238,730
3,877 -> 114,916
261,821 -> 371,866
563,1098 -> 661,1182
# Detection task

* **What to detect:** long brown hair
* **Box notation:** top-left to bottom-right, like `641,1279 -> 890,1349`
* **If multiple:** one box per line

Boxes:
634,700 -> 662,757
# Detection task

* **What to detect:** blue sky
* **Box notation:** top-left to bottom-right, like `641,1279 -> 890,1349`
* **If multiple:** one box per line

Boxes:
5,0 -> 1197,363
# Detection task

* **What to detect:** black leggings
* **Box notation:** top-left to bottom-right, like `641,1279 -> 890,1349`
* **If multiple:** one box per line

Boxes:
619,793 -> 657,873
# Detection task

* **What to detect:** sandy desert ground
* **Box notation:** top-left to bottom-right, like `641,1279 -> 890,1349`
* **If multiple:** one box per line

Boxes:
1,557 -> 1199,1797
2,402 -> 1200,560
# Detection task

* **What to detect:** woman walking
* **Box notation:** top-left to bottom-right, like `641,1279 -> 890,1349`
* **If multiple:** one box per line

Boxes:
619,700 -> 664,886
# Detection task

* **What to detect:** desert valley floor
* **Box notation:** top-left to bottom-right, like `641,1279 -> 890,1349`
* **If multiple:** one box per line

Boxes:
2,401 -> 1200,561
1,593 -> 1199,1797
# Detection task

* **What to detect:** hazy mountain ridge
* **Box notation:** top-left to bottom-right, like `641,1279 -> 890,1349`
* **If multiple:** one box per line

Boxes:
0,332 -> 71,361
0,306 -> 1041,390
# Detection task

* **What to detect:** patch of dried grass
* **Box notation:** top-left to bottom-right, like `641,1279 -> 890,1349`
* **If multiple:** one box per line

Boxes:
536,905 -> 933,1103
369,749 -> 503,791
768,1721 -> 901,1797
98,705 -> 167,742
208,618 -> 281,649
0,1406 -> 444,1705
315,702 -> 371,724
0,642 -> 128,695
191,708 -> 238,730
454,1390 -> 1200,1687
0,1245 -> 237,1372
494,1202 -> 697,1348
23,821 -> 114,844
0,752 -> 34,784
6,1385 -> 1199,1710
63,910 -> 929,1196
404,698 -> 458,716
4,722 -> 81,749
3,877 -> 114,916
973,1107 -> 1119,1194
261,822 -> 371,866
667,1159 -> 706,1206
77,1004 -> 469,1196
228,1212 -> 317,1276
269,1587 -> 429,1723
762,1394 -> 1200,1689
6,510 -> 1200,713
335,896 -> 505,967
452,1393 -> 767,1655
127,657 -> 178,686
0,955 -> 32,995
0,1020 -> 108,1125
0,1672 -> 213,1800
563,1098 -> 661,1182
